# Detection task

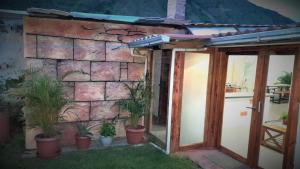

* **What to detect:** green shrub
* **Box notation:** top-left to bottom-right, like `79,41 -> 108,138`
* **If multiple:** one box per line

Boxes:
100,122 -> 116,137
8,72 -> 68,137
76,121 -> 93,137
118,79 -> 151,129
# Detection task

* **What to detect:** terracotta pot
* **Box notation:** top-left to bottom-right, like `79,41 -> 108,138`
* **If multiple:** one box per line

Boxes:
75,135 -> 91,150
35,134 -> 60,159
0,112 -> 10,144
125,125 -> 145,144
283,119 -> 288,125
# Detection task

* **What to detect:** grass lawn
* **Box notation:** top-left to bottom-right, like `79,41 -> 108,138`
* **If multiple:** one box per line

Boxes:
0,135 -> 199,169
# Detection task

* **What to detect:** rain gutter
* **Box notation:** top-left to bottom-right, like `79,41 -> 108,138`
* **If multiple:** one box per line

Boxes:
207,27 -> 300,46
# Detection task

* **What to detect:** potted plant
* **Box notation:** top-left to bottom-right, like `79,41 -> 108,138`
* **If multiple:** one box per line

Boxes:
8,72 -> 67,159
0,85 -> 9,144
100,121 -> 116,146
75,121 -> 93,150
118,80 -> 150,144
280,113 -> 288,125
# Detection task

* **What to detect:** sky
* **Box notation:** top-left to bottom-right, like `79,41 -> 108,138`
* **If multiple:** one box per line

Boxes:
249,0 -> 300,22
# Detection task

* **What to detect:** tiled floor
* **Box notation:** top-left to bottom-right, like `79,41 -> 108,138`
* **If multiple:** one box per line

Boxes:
177,149 -> 251,169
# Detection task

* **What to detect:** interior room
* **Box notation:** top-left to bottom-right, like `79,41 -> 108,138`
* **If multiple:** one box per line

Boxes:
221,54 -> 294,169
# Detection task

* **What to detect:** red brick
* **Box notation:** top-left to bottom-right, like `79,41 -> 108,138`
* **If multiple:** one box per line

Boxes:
106,42 -> 133,62
91,62 -> 120,81
37,35 -> 73,59
60,102 -> 90,122
128,63 -> 145,81
58,60 -> 90,81
75,82 -> 105,101
74,39 -> 105,61
106,82 -> 130,100
24,34 -> 36,58
26,58 -> 57,78
90,101 -> 119,120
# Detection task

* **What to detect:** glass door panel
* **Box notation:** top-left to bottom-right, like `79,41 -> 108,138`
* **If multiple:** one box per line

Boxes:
258,55 -> 295,169
221,55 -> 258,158
179,53 -> 210,146
149,50 -> 171,148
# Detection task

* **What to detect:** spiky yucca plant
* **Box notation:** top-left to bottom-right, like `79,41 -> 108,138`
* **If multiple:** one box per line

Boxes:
8,72 -> 67,137
118,80 -> 151,129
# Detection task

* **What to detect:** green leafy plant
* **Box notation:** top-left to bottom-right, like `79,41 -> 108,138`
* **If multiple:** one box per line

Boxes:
118,79 -> 151,129
280,112 -> 288,120
8,72 -> 68,138
276,71 -> 292,85
76,121 -> 93,137
100,121 -> 116,137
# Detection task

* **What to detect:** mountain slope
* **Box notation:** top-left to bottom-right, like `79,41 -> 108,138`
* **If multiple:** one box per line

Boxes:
0,0 -> 294,24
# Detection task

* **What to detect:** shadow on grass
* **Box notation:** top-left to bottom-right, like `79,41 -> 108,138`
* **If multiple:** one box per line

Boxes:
0,135 -> 200,169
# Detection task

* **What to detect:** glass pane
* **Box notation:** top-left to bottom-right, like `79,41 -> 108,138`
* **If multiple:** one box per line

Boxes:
149,50 -> 171,147
221,55 -> 257,158
179,53 -> 210,146
258,55 -> 294,169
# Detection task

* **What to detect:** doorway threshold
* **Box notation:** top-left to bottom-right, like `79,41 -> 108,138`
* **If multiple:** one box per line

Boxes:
177,149 -> 251,169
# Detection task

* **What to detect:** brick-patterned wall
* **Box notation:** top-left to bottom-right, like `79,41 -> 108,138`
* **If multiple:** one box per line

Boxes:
23,16 -> 184,149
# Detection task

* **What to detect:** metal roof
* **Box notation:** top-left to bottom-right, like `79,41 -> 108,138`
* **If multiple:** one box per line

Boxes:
25,8 -> 295,28
128,34 -> 210,48
128,27 -> 300,48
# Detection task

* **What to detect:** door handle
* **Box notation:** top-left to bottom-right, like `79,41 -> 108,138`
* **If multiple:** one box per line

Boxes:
246,106 -> 257,111
246,101 -> 261,112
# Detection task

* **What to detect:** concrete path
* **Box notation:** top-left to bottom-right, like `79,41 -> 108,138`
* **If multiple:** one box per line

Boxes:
177,149 -> 251,169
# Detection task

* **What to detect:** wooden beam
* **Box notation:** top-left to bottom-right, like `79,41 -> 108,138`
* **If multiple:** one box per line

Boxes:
170,51 -> 185,153
247,49 -> 270,168
283,46 -> 300,169
205,48 -> 228,148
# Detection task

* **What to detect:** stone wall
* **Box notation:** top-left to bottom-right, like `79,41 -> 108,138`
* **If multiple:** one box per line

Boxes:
23,16 -> 184,149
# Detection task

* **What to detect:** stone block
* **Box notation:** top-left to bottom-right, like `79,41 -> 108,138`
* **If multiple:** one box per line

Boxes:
62,82 -> 74,100
24,34 -> 36,58
25,127 -> 42,149
91,62 -> 120,81
74,39 -> 105,61
133,56 -> 146,63
106,42 -> 132,62
118,35 -> 144,43
128,63 -> 145,81
106,29 -> 128,35
106,82 -> 130,100
115,119 -> 126,137
37,35 -> 73,59
120,62 -> 127,69
60,102 -> 90,122
90,101 -> 119,120
120,69 -> 128,81
94,34 -> 119,42
57,60 -> 90,81
75,82 -> 105,101
26,58 -> 57,78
